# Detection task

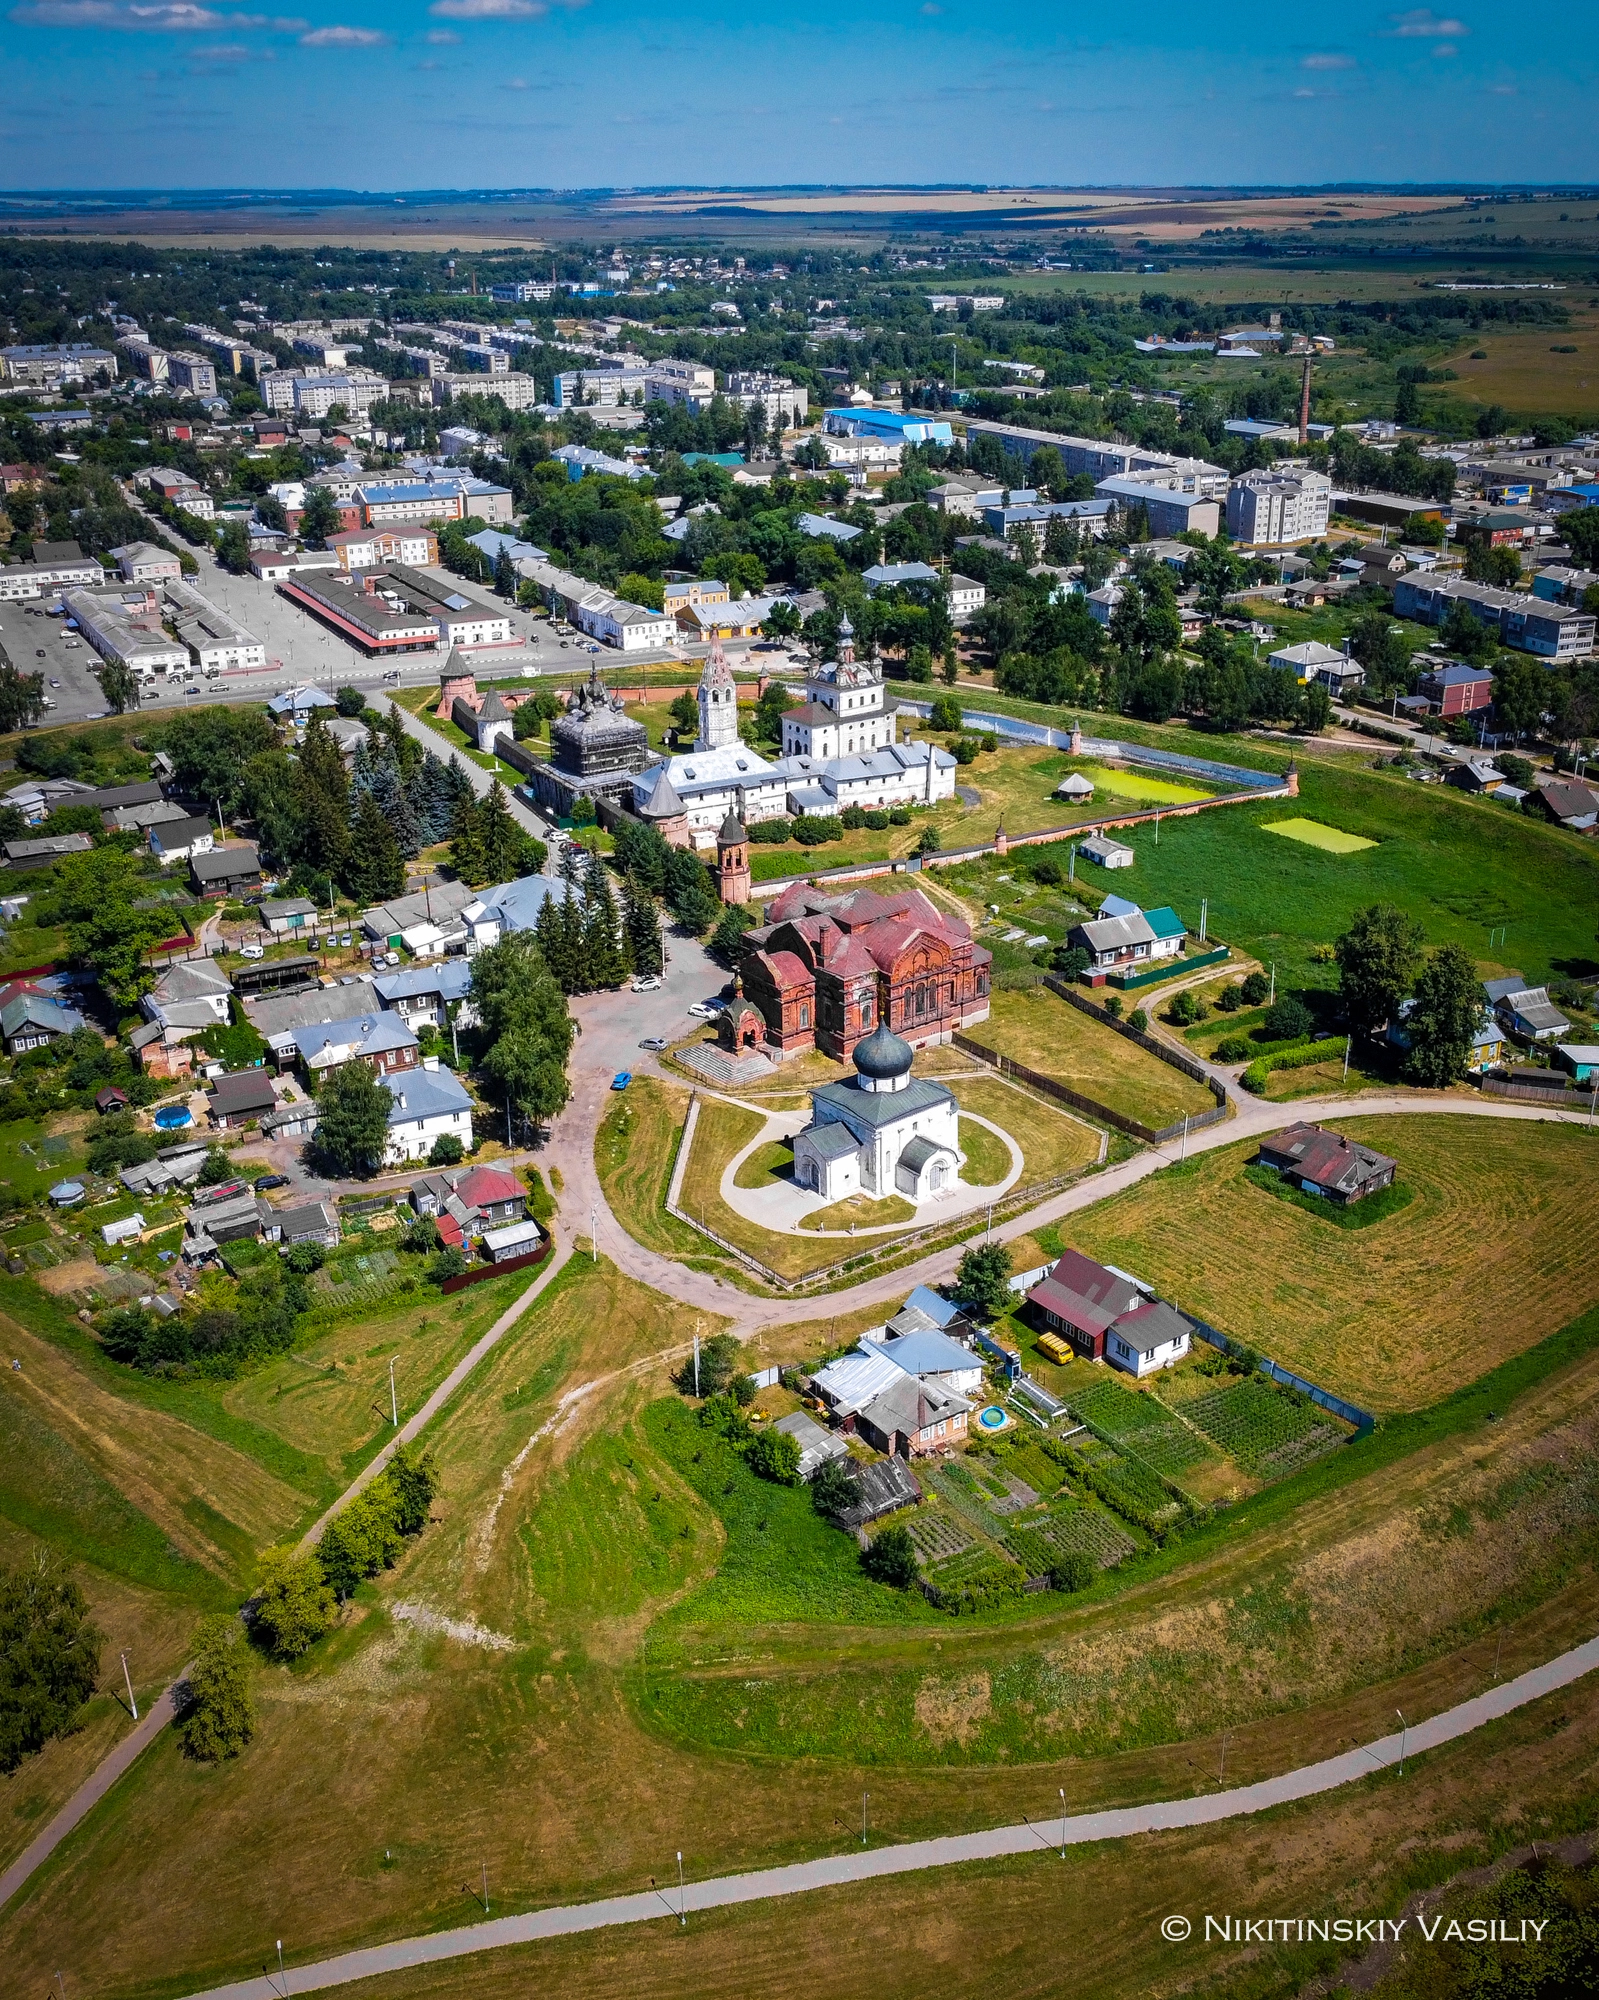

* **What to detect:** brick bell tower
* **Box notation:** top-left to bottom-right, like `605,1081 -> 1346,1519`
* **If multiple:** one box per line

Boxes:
716,810 -> 751,905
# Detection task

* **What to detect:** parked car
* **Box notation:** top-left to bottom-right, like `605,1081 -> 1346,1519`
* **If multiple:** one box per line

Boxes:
630,975 -> 662,993
35,649 -> 45,658
639,1036 -> 668,1052
687,1001 -> 720,1020
239,943 -> 265,959
610,1071 -> 632,1090
254,1173 -> 290,1191
48,679 -> 60,688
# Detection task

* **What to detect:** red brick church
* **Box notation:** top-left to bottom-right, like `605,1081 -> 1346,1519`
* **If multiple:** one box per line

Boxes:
737,882 -> 991,1062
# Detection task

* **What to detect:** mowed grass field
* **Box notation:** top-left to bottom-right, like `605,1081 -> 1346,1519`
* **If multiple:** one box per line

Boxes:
1072,1118 -> 1599,1411
962,987 -> 1216,1133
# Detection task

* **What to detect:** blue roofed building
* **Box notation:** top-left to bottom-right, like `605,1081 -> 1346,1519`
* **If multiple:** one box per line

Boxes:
461,872 -> 563,952
373,959 -> 474,1032
381,1063 -> 475,1165
795,512 -> 863,544
823,408 -> 954,445
267,684 -> 337,721
291,1011 -> 419,1080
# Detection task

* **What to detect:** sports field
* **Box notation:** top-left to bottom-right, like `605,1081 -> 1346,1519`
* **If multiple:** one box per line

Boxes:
1261,817 -> 1378,855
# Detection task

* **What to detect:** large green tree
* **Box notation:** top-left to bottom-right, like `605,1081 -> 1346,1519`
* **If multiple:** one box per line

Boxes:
343,788 -> 405,904
0,662 -> 46,733
100,659 -> 141,715
950,1242 -> 1014,1319
299,485 -> 341,548
0,1560 -> 103,1773
180,1614 -> 254,1762
621,873 -> 664,977
250,1547 -> 336,1660
470,929 -> 573,1132
54,845 -> 174,1007
313,1060 -> 393,1177
1336,902 -> 1425,1036
1402,943 -> 1484,1088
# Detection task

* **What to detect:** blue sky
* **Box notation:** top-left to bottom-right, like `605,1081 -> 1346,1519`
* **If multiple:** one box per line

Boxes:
2,2 -> 1597,193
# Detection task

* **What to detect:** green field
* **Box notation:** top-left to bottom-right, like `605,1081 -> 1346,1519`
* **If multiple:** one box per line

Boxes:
946,757 -> 1599,999
1262,817 -> 1378,855
1072,1118 -> 1599,1412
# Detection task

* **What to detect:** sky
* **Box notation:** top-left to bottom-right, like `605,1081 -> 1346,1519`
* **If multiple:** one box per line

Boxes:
2,2 -> 1598,194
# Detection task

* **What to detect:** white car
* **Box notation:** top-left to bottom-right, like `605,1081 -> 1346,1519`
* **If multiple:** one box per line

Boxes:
630,975 -> 662,993
687,1001 -> 720,1020
239,943 -> 265,960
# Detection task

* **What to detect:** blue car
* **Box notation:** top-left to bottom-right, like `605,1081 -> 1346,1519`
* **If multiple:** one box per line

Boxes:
611,1071 -> 632,1091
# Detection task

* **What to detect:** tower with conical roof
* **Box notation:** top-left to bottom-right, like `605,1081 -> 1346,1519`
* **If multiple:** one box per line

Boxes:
696,638 -> 739,752
716,809 -> 750,905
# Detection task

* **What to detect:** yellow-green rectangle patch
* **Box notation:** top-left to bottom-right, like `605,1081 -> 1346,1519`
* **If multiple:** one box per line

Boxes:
1261,818 -> 1377,854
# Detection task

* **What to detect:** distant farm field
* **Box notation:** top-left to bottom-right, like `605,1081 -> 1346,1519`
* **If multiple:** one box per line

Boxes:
1071,1117 -> 1599,1411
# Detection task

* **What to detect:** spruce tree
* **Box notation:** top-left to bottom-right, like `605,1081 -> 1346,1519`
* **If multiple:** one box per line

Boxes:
296,712 -> 350,877
448,793 -> 486,886
621,873 -> 664,977
407,750 -> 455,844
582,855 -> 627,989
344,788 -> 405,904
477,779 -> 522,884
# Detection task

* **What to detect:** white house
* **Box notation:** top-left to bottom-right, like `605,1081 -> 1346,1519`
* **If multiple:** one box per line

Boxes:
381,1063 -> 474,1164
1103,1300 -> 1192,1379
1269,640 -> 1365,695
791,1024 -> 962,1204
149,815 -> 217,866
948,574 -> 986,623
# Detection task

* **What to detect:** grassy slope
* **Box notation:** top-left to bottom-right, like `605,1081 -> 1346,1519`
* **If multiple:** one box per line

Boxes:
11,1262 -> 1599,1996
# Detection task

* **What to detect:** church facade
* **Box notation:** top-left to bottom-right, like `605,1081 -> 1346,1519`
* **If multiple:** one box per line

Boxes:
738,882 -> 991,1063
792,1022 -> 962,1204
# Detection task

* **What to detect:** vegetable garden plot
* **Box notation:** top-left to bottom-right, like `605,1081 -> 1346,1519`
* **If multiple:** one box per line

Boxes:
1072,1380 -> 1220,1478
1181,1376 -> 1351,1478
906,1508 -> 977,1564
1000,1442 -> 1068,1496
1003,1505 -> 1137,1577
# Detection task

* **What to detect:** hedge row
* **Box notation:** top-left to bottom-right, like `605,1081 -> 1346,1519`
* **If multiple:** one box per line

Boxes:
1240,1037 -> 1349,1096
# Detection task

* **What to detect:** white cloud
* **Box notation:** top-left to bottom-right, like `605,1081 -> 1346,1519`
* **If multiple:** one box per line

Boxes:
424,24 -> 457,37
299,22 -> 385,43
1387,9 -> 1468,34
428,0 -> 543,16
920,3 -> 942,14
1302,52 -> 1353,69
9,0 -> 305,27
1433,40 -> 1458,55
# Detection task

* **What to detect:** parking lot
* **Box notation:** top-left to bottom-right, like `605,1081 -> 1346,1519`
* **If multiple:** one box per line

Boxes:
0,509 -> 807,730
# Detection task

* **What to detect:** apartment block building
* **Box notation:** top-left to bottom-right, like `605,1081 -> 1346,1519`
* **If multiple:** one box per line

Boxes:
1393,575 -> 1595,661
1226,467 -> 1333,545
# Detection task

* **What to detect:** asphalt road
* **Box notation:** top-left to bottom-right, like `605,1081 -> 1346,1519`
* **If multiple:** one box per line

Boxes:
170,1629 -> 1599,2000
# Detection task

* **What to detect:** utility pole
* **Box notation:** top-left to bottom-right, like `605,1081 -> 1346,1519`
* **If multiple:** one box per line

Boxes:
1059,1786 -> 1067,1859
1396,1709 -> 1407,1778
862,1791 -> 870,1845
389,1357 -> 397,1427
121,1650 -> 138,1720
1199,896 -> 1207,943
589,1203 -> 597,1263
481,1861 -> 489,1912
1181,1114 -> 1189,1162
1219,1727 -> 1229,1786
1343,1036 -> 1352,1084
1298,351 -> 1313,447
693,1332 -> 700,1398
677,1850 -> 686,1926
1268,962 -> 1276,1006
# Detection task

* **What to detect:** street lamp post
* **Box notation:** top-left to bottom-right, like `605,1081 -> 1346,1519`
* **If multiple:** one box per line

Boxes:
1396,1708 -> 1407,1777
1059,1786 -> 1067,1859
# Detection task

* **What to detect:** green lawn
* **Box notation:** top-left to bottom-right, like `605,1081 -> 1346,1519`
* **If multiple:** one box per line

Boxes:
951,759 -> 1599,999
